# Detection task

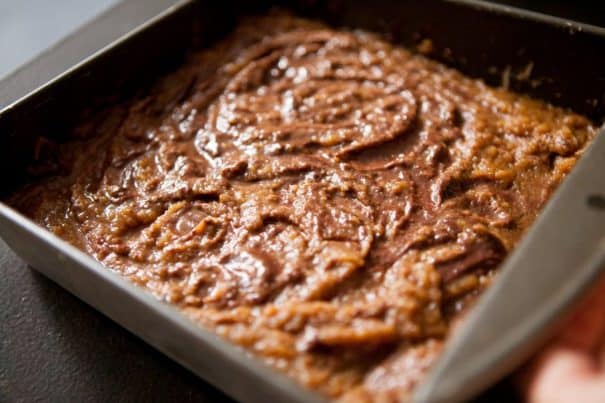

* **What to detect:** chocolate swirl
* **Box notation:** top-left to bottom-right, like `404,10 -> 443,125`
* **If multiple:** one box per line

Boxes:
9,14 -> 597,402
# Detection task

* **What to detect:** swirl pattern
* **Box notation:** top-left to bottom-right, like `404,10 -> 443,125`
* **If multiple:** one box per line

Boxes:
10,14 -> 598,402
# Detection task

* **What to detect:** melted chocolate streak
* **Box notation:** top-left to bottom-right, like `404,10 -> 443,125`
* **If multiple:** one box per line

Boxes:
9,15 -> 597,401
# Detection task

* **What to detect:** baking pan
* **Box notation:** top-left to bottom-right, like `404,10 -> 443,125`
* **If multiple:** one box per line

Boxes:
1,1 -> 604,402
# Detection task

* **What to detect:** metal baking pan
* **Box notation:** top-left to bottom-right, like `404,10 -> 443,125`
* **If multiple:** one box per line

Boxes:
1,1 -> 604,402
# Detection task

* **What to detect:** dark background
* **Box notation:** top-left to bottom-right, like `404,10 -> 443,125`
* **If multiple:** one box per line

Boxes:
490,0 -> 605,27
1,1 -> 603,402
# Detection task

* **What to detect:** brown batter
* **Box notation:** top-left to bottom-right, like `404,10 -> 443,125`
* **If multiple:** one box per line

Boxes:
8,14 -> 598,402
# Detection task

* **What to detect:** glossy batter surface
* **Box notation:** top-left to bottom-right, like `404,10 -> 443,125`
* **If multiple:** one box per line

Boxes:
9,15 -> 598,402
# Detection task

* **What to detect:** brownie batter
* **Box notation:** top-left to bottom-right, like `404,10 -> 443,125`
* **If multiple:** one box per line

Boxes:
9,14 -> 599,402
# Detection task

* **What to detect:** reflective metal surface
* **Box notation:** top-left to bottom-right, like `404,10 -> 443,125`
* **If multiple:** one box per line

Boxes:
414,125 -> 605,403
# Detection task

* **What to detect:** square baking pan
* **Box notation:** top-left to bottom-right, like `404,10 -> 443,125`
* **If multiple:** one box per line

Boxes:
1,1 -> 604,402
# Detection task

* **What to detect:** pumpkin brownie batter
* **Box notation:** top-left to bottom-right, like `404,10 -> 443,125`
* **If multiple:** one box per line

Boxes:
9,14 -> 598,402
